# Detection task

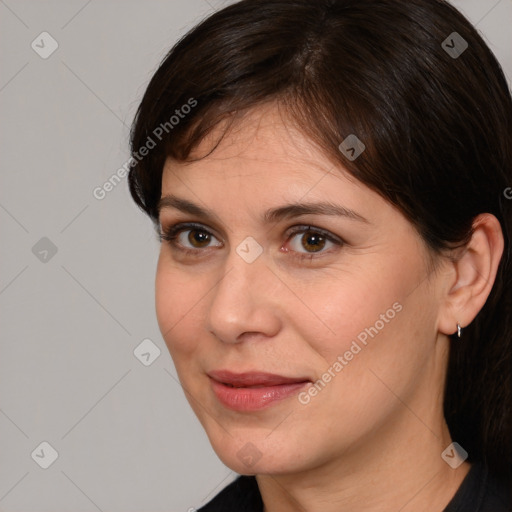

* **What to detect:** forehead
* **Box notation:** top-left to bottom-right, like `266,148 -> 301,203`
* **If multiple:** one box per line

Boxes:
159,103 -> 401,233
162,102 -> 360,193
157,104 -> 420,251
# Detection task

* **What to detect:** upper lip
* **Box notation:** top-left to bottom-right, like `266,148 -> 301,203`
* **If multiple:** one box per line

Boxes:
208,370 -> 311,387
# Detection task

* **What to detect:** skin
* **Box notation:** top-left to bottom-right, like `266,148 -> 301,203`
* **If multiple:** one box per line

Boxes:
155,103 -> 504,512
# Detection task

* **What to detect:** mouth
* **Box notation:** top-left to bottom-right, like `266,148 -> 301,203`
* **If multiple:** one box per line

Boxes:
207,370 -> 312,411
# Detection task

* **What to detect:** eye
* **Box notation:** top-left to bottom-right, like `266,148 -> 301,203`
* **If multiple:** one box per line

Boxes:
159,222 -> 222,254
159,222 -> 344,260
284,226 -> 343,258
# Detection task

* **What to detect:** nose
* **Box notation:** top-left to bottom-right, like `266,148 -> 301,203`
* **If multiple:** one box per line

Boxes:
205,244 -> 282,344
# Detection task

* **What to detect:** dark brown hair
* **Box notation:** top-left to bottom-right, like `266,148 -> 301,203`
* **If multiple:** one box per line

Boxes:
128,0 -> 512,476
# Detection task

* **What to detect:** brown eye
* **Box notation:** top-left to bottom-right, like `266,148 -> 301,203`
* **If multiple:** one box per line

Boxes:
187,229 -> 212,248
286,227 -> 340,256
299,231 -> 327,253
159,223 -> 222,253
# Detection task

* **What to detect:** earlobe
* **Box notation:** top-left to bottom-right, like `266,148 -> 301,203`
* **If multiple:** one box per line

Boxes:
437,213 -> 504,337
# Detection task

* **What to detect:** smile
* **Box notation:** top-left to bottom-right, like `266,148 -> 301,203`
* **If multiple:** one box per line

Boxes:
208,370 -> 312,411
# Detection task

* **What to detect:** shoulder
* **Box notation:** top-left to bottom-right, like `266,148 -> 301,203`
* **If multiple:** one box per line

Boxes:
481,468 -> 512,512
197,475 -> 263,512
444,462 -> 512,512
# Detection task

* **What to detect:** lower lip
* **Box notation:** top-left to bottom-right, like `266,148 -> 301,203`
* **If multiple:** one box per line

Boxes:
209,378 -> 310,411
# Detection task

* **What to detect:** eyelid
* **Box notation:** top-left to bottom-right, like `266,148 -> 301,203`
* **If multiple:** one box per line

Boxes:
284,224 -> 344,245
283,225 -> 344,259
159,222 -> 223,249
159,221 -> 344,258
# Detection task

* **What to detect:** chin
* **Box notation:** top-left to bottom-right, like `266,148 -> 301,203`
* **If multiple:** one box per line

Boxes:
206,426 -> 315,476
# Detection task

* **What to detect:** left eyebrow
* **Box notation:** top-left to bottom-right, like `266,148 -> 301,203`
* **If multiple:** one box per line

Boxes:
262,201 -> 369,224
157,194 -> 369,224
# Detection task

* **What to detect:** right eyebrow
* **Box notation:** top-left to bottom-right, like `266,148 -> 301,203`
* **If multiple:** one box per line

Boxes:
157,194 -> 369,224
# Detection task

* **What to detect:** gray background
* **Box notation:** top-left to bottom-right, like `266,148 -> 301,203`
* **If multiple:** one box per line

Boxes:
0,1 -> 511,511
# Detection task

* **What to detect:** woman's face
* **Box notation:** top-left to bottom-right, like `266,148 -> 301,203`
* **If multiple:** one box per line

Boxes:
155,104 -> 449,475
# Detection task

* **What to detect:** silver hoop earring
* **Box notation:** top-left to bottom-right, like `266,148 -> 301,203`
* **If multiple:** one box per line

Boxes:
457,322 -> 462,338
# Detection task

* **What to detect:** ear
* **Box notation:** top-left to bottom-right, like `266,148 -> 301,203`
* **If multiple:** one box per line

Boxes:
437,213 -> 504,336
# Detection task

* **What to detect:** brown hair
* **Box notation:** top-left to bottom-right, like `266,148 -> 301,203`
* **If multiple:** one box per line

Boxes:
128,0 -> 512,476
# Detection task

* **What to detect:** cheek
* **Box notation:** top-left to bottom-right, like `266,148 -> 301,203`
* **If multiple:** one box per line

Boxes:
155,257 -> 206,360
300,264 -> 436,418
294,267 -> 406,363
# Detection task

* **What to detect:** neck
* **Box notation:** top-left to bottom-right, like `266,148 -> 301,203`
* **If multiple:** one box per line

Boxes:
256,413 -> 471,512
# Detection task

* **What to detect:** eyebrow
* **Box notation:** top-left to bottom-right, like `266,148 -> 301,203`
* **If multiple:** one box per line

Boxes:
157,194 -> 369,224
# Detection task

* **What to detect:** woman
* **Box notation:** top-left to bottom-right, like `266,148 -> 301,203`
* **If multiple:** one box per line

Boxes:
128,0 -> 512,510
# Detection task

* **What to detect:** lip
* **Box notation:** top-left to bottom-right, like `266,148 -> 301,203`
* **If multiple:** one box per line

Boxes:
208,370 -> 312,411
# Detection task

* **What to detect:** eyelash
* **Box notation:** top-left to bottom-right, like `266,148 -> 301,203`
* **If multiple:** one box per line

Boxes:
158,222 -> 344,261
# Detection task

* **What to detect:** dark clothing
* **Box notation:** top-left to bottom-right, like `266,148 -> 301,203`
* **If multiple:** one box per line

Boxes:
198,463 -> 512,511
444,463 -> 512,512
